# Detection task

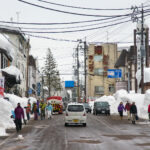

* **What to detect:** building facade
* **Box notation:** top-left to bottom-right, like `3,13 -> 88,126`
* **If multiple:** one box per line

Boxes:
87,43 -> 118,98
0,27 -> 29,96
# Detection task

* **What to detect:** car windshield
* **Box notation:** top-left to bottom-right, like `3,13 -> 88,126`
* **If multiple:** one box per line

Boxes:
96,102 -> 109,107
68,105 -> 84,112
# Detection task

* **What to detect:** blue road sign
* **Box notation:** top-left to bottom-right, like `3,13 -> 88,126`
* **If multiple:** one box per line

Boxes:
65,81 -> 74,88
28,88 -> 32,95
107,69 -> 122,78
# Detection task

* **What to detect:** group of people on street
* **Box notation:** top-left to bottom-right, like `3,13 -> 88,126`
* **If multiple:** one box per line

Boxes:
118,101 -> 137,124
25,99 -> 53,121
12,99 -> 53,132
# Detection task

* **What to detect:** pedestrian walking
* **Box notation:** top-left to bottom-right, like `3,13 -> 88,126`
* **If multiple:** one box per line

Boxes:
130,102 -> 137,124
37,100 -> 40,116
148,104 -> 150,121
125,101 -> 131,120
39,100 -> 46,120
32,102 -> 38,120
118,102 -> 125,120
14,103 -> 25,132
46,102 -> 53,119
25,100 -> 31,121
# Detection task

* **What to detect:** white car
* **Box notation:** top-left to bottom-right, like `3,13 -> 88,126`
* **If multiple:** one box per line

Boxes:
65,103 -> 87,127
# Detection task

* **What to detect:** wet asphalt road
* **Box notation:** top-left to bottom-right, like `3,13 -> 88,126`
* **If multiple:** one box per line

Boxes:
1,114 -> 150,150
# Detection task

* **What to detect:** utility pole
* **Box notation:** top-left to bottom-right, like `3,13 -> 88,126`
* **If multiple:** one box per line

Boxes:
84,40 -> 87,103
131,4 -> 145,94
134,29 -> 137,93
26,39 -> 30,97
141,4 -> 144,94
77,46 -> 80,102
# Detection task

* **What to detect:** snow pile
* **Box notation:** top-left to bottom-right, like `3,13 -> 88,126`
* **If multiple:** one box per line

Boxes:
0,35 -> 15,60
5,93 -> 28,110
1,66 -> 23,82
0,94 -> 37,136
94,89 -> 147,119
136,68 -> 150,85
95,95 -> 117,114
0,98 -> 15,136
140,90 -> 150,119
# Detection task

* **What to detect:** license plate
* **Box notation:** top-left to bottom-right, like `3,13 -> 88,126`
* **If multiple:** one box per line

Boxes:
102,111 -> 105,113
73,119 -> 78,123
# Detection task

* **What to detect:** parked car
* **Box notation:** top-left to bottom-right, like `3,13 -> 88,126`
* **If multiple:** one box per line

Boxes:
65,103 -> 87,127
83,103 -> 91,113
93,101 -> 110,115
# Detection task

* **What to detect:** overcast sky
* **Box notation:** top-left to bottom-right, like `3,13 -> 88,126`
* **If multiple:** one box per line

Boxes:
0,0 -> 149,81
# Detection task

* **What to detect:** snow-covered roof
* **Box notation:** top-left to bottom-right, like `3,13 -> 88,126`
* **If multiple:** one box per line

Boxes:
1,66 -> 23,82
136,68 -> 150,85
0,25 -> 28,41
0,35 -> 14,60
43,86 -> 48,91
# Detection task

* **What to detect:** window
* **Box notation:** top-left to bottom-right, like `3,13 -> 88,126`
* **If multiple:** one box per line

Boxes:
94,68 -> 103,75
2,56 -> 8,69
94,55 -> 103,61
95,86 -> 104,94
68,105 -> 84,112
109,84 -> 115,93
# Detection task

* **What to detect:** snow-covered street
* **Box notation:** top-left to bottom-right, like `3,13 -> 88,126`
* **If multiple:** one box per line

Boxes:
1,113 -> 150,150
1,89 -> 150,137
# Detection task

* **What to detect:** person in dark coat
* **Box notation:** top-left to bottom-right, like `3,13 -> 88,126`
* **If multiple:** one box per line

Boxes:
14,103 -> 25,132
130,102 -> 137,124
118,102 -> 125,120
148,104 -> 150,121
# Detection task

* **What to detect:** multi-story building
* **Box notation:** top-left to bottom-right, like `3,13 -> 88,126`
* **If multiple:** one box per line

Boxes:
0,26 -> 29,96
87,43 -> 118,98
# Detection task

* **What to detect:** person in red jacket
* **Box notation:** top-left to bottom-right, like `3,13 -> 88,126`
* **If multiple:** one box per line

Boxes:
125,101 -> 131,120
14,103 -> 25,132
148,104 -> 150,121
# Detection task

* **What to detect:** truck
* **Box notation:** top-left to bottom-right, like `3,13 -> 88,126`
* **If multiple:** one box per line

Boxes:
47,96 -> 63,114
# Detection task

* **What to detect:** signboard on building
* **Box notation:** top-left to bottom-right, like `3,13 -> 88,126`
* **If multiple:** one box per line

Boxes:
65,81 -> 74,88
0,77 -> 4,97
136,24 -> 146,71
107,69 -> 122,78
116,81 -> 127,91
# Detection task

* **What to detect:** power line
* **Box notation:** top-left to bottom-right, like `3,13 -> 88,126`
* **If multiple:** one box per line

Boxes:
25,33 -> 77,42
18,0 -> 132,18
0,16 -> 129,30
21,19 -> 133,33
0,16 -> 128,25
0,9 -> 148,26
35,0 -> 132,11
20,11 -> 150,34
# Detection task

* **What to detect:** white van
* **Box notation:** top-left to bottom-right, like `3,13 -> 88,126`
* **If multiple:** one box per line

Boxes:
65,103 -> 87,127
